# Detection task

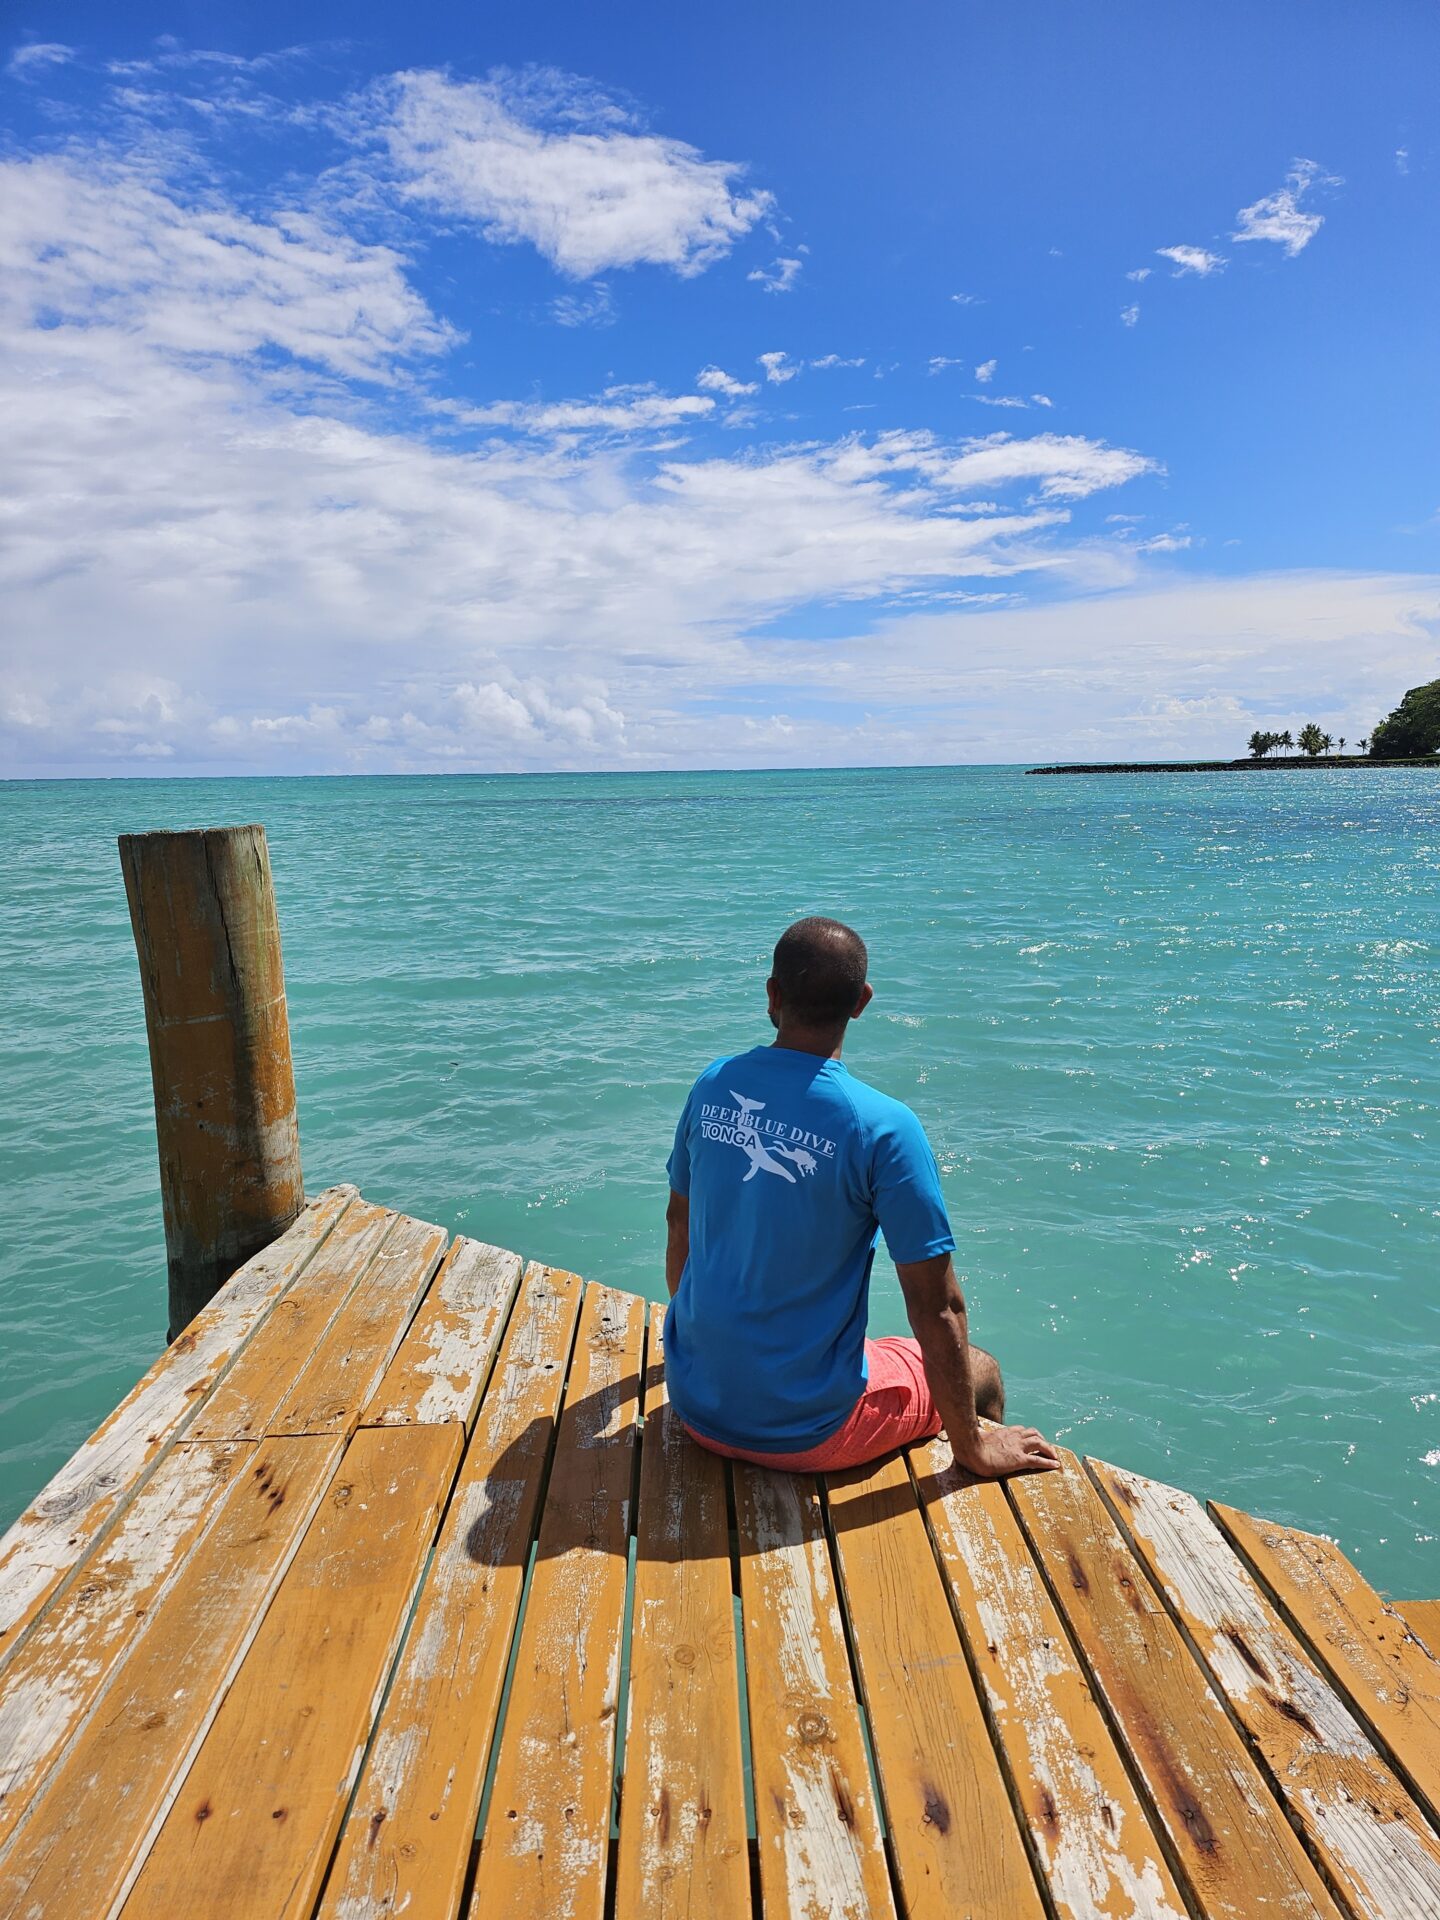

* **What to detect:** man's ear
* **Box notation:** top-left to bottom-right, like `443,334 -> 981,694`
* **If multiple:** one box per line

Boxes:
853,981 -> 875,1019
766,975 -> 782,1017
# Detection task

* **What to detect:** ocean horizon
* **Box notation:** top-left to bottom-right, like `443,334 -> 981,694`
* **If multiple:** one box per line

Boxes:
2,764 -> 1436,1592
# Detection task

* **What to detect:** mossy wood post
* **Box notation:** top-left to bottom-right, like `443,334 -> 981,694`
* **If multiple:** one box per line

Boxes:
118,826 -> 304,1338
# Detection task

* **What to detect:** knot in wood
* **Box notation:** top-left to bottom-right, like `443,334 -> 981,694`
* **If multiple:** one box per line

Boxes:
797,1710 -> 831,1745
671,1642 -> 697,1668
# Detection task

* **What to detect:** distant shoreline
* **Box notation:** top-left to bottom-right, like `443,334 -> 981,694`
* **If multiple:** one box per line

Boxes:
1027,757 -> 1440,775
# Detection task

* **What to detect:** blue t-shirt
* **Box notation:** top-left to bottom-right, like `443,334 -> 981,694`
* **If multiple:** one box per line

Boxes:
663,1044 -> 955,1453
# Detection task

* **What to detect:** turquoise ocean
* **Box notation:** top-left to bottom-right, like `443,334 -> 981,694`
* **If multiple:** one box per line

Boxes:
2,768 -> 1436,1593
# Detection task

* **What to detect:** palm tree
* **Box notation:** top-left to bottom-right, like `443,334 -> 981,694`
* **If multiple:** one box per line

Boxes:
1337,737 -> 1347,753
1297,723 -> 1327,757
1278,729 -> 1294,755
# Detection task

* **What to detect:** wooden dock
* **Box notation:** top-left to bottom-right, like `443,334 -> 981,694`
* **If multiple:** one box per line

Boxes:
2,1187 -> 1437,1920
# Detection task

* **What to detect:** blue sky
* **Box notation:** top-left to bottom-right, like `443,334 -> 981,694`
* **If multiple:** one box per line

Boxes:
3,2 -> 1437,772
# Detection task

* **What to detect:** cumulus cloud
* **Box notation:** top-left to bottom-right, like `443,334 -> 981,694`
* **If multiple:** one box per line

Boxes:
1120,303 -> 1140,326
950,291 -> 981,306
747,255 -> 802,294
1156,245 -> 1225,277
975,358 -> 997,383
757,350 -> 798,384
362,66 -> 773,279
696,365 -> 757,397
0,153 -> 454,381
1232,158 -> 1339,257
929,356 -> 964,374
810,353 -> 864,370
6,41 -> 74,78
1125,267 -> 1152,282
0,85 -> 1194,776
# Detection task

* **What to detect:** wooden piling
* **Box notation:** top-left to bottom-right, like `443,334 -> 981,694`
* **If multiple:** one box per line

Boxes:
118,825 -> 304,1337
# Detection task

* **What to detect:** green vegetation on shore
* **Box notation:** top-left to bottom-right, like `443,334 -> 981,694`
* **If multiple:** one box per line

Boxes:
1247,675 -> 1440,762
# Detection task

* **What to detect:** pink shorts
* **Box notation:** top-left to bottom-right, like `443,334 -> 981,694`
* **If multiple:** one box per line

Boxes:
681,1337 -> 941,1472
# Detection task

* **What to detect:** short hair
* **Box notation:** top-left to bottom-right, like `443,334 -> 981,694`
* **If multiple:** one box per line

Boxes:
771,917 -> 868,1026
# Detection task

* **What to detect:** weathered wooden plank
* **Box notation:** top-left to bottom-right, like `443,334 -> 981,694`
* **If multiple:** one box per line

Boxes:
473,1283 -> 646,1920
0,1435 -> 341,1917
1009,1456 -> 1343,1920
1214,1501 -> 1440,1830
268,1212 -> 447,1435
734,1464 -> 895,1920
1093,1459 -> 1440,1920
121,1422 -> 462,1920
614,1307 -> 748,1919
915,1443 -> 1187,1920
363,1235 -> 523,1428
0,1183 -> 355,1671
0,1440 -> 251,1853
1397,1601 -> 1440,1657
184,1198 -> 396,1441
319,1263 -> 583,1920
826,1451 -> 1045,1920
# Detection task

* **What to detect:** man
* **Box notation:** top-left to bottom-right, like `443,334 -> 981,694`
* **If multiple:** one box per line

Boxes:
664,917 -> 1061,1479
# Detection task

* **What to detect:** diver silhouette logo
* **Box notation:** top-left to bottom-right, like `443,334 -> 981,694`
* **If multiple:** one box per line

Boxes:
729,1092 -> 820,1184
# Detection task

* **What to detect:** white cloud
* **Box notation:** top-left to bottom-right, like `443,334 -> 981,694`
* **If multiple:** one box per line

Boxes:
929,431 -> 1158,499
950,291 -> 981,306
1031,394 -> 1054,408
463,386 -> 715,434
747,255 -> 802,294
733,573 -> 1440,764
758,350 -> 798,384
1395,148 -> 1409,177
696,365 -> 757,397
972,394 -> 1029,409
1156,245 -> 1225,277
1232,158 -> 1339,257
1135,531 -> 1193,553
810,353 -> 864,370
1120,304 -> 1140,326
975,358 -> 997,383
0,107 -> 1195,776
7,41 -> 74,77
550,282 -> 615,327
364,67 -> 773,279
928,356 -> 964,374
1125,267 -> 1152,282
0,153 -> 454,381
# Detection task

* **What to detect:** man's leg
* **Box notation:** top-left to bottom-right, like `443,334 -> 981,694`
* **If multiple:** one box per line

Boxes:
970,1343 -> 1005,1423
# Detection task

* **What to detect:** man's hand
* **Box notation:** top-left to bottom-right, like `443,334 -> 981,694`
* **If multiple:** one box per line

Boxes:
950,1422 -> 1061,1480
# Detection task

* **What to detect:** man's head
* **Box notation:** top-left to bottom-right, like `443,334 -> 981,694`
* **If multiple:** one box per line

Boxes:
767,917 -> 872,1039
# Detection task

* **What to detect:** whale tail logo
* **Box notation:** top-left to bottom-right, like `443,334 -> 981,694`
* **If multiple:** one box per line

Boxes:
726,1091 -> 819,1185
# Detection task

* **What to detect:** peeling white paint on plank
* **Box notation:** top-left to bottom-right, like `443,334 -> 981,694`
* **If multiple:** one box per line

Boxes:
614,1307 -> 748,1917
268,1213 -> 446,1435
920,1444 -> 1186,1920
473,1284 -> 643,1920
0,1441 -> 250,1850
1095,1459 -> 1440,1920
363,1237 -> 522,1428
735,1465 -> 894,1920
1009,1452 -> 1346,1920
1213,1500 -> 1440,1835
319,1264 -> 581,1920
0,1184 -> 356,1670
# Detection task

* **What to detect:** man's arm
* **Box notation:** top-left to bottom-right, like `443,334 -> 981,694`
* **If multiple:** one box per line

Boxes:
665,1190 -> 690,1298
895,1252 -> 1060,1479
